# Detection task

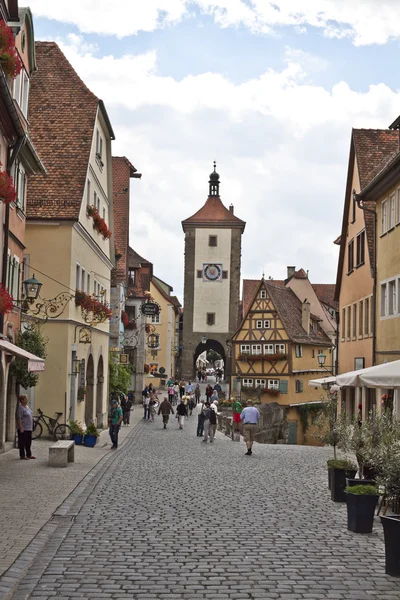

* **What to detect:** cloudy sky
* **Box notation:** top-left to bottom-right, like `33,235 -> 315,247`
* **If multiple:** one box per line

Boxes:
29,0 -> 400,301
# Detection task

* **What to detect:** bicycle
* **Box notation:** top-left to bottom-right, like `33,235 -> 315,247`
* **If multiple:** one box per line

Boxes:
32,408 -> 72,441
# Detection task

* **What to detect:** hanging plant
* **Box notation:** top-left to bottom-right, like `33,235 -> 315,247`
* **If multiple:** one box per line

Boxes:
0,166 -> 16,204
0,284 -> 14,314
86,205 -> 112,239
77,387 -> 86,402
0,21 -> 23,79
121,310 -> 129,327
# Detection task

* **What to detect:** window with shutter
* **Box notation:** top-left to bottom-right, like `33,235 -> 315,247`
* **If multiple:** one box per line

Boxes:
279,380 -> 288,394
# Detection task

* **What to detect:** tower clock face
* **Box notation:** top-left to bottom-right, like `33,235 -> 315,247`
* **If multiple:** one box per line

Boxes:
203,264 -> 222,281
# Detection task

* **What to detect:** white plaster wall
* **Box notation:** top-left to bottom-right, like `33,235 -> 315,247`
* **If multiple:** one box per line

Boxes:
193,228 -> 231,333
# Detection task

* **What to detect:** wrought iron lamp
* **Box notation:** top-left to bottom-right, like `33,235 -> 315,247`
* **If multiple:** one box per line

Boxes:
22,274 -> 42,302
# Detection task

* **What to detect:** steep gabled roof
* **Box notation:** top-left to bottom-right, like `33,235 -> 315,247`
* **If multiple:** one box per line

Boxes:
128,247 -> 152,269
312,284 -> 338,311
236,279 -> 331,346
182,196 -> 245,231
242,278 -> 284,317
26,42 -> 113,220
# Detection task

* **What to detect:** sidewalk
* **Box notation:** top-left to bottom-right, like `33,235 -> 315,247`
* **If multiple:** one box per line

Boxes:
0,407 -> 143,576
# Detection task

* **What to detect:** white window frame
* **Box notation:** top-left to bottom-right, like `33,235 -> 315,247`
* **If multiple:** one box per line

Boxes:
264,344 -> 274,354
295,380 -> 304,393
260,290 -> 266,299
252,344 -> 262,355
389,194 -> 395,230
382,200 -> 388,235
268,379 -> 279,390
381,282 -> 387,318
380,276 -> 400,320
264,320 -> 270,328
255,379 -> 266,387
389,280 -> 396,316
275,344 -> 286,354
151,314 -> 161,324
242,379 -> 253,388
256,320 -> 263,329
240,344 -> 250,353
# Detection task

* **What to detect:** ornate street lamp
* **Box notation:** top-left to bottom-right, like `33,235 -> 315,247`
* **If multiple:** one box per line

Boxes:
22,274 -> 42,302
317,351 -> 327,367
201,336 -> 207,344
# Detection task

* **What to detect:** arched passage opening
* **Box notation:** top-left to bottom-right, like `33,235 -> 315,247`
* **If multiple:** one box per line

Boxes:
96,355 -> 104,428
85,354 -> 95,425
193,339 -> 226,378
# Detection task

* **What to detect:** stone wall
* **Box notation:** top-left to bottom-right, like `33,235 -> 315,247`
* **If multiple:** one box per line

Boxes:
218,402 -> 288,444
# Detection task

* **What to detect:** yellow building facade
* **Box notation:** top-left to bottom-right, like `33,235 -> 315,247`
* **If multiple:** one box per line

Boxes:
145,277 -> 180,389
231,279 -> 332,444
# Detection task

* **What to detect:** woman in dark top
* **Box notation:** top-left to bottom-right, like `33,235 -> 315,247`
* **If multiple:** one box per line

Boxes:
17,395 -> 35,460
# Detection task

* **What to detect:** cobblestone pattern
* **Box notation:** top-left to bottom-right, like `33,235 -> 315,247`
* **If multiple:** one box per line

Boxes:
4,414 -> 400,600
0,409 -> 141,577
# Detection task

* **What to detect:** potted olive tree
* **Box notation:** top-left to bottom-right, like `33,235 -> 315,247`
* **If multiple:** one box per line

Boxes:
69,420 -> 85,445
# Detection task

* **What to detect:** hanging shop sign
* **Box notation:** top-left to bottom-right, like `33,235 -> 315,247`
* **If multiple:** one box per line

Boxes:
147,333 -> 159,349
78,327 -> 92,344
120,354 -> 129,365
80,359 -> 86,388
140,302 -> 160,316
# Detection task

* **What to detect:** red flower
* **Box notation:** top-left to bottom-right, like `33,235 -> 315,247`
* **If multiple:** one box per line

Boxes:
0,21 -> 22,79
0,166 -> 16,204
75,290 -> 112,320
86,205 -> 112,239
121,311 -> 129,326
0,284 -> 13,314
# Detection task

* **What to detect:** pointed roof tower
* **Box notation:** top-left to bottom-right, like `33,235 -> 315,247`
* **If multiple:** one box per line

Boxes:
182,162 -> 246,231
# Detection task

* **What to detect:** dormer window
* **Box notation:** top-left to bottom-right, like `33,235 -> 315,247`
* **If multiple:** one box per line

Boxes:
260,290 -> 266,299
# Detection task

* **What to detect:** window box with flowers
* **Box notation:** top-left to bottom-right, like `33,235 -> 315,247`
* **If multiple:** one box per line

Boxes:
263,353 -> 287,362
86,205 -> 112,240
75,290 -> 112,320
0,21 -> 23,79
237,353 -> 249,361
263,388 -> 280,396
0,165 -> 16,204
0,284 -> 13,314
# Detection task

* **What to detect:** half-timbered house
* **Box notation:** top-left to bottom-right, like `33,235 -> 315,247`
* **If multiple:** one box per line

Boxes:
230,278 -> 332,444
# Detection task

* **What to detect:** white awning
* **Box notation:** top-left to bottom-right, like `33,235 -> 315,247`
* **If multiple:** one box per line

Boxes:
308,376 -> 336,388
0,339 -> 45,372
336,360 -> 400,389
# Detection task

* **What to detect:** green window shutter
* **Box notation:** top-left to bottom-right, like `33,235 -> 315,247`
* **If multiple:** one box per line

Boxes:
280,380 -> 288,394
300,381 -> 303,392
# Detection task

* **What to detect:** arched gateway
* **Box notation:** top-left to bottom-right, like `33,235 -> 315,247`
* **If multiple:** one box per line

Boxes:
181,164 -> 246,382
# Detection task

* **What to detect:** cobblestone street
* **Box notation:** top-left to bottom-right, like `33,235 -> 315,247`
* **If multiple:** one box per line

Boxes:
2,415 -> 400,600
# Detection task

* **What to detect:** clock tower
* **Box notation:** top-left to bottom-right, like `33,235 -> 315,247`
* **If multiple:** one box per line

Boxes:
181,164 -> 246,381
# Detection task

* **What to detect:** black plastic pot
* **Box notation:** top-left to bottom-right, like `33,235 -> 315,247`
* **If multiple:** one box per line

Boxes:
328,468 -> 333,490
380,515 -> 400,576
346,492 -> 379,533
346,478 -> 375,487
331,468 -> 347,502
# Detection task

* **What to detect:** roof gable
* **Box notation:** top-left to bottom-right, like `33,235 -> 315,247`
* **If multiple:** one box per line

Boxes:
26,42 -> 100,220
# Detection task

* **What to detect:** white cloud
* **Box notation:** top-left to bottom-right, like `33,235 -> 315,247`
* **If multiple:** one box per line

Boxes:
47,36 -> 400,295
29,0 -> 400,45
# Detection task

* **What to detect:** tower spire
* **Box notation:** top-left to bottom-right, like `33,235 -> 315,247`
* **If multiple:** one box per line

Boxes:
208,161 -> 220,197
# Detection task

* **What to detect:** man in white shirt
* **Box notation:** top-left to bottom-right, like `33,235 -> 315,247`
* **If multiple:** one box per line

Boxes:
240,400 -> 260,456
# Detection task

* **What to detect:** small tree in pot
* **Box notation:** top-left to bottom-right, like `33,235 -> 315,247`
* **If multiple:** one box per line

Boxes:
345,484 -> 380,534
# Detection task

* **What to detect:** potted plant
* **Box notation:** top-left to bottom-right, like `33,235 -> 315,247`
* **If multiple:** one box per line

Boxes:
84,422 -> 99,447
345,484 -> 380,533
69,420 -> 85,445
77,386 -> 86,402
314,392 -> 344,490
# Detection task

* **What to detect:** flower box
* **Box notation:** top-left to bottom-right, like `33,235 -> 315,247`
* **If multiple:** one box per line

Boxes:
86,205 -> 112,239
263,388 -> 280,396
121,310 -> 129,326
75,289 -> 112,320
0,21 -> 23,79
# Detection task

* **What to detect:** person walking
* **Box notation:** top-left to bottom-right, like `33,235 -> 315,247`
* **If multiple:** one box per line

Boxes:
168,383 -> 175,405
185,381 -> 194,395
108,398 -> 123,449
232,398 -> 242,431
158,397 -> 174,429
205,384 -> 213,403
188,396 -> 196,416
179,380 -> 185,398
240,399 -> 260,455
194,383 -> 201,404
173,382 -> 179,405
195,399 -> 205,437
16,395 -> 35,460
121,394 -> 133,426
210,389 -> 219,404
202,401 -> 217,443
176,399 -> 188,429
143,394 -> 151,420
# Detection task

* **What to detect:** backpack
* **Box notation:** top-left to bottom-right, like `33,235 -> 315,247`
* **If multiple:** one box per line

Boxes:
209,409 -> 217,425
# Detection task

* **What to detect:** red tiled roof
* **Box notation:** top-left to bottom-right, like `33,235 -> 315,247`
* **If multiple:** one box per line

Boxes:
26,42 -> 100,219
293,268 -> 307,279
353,129 -> 399,189
182,196 -> 245,231
312,284 -> 338,311
242,278 -> 284,317
128,247 -> 152,268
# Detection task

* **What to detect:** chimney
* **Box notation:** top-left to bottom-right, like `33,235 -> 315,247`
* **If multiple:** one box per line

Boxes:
229,204 -> 234,214
287,266 -> 296,279
302,299 -> 310,334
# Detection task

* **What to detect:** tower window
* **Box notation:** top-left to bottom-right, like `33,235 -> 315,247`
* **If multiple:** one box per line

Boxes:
209,235 -> 217,247
222,271 -> 228,279
197,270 -> 202,278
206,313 -> 215,326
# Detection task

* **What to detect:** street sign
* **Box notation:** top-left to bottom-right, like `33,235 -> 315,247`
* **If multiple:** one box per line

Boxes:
140,302 -> 160,316
159,367 -> 166,374
110,347 -> 120,352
